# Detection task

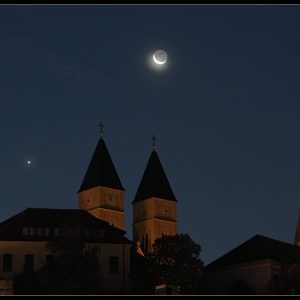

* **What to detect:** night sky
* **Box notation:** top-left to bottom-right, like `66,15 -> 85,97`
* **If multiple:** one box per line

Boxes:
1,5 -> 300,265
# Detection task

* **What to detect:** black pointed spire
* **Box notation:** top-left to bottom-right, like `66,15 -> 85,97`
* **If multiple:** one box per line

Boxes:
78,133 -> 124,193
132,149 -> 177,204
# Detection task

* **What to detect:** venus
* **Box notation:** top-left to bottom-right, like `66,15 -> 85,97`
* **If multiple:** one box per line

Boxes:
153,50 -> 167,65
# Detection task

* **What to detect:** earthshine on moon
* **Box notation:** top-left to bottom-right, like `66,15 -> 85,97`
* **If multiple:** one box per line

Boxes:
153,50 -> 167,65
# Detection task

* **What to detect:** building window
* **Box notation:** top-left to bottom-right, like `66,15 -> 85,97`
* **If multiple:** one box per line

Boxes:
37,227 -> 43,236
96,246 -> 101,255
24,255 -> 34,272
54,228 -> 60,237
109,256 -> 119,274
22,227 -> 29,236
46,255 -> 54,265
98,229 -> 104,237
29,227 -> 35,236
45,228 -> 50,236
3,254 -> 12,272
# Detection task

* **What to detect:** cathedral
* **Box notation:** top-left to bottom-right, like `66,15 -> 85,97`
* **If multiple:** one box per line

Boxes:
78,127 -> 178,253
131,139 -> 177,253
0,127 -> 178,294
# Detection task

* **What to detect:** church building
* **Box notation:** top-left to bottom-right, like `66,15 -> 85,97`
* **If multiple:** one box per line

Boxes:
205,213 -> 300,295
78,128 -> 125,231
132,138 -> 178,253
0,127 -> 179,294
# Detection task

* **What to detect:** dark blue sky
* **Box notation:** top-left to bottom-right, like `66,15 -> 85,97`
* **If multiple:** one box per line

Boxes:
1,5 -> 300,264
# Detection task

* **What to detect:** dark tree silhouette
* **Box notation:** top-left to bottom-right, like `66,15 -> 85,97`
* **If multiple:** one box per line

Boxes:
130,233 -> 204,294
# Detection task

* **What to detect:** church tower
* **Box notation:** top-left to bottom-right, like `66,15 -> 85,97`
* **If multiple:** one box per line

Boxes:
132,137 -> 178,253
78,125 -> 125,230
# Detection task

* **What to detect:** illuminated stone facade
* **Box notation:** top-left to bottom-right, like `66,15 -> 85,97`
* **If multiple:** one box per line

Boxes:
79,186 -> 125,230
78,136 -> 125,231
132,150 -> 178,253
0,208 -> 132,294
133,197 -> 177,252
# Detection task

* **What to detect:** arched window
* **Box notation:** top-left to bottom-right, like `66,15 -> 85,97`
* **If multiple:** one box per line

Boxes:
141,235 -> 145,251
145,233 -> 149,252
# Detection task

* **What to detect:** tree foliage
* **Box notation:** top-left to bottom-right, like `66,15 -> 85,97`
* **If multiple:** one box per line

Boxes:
130,233 -> 204,294
13,236 -> 103,295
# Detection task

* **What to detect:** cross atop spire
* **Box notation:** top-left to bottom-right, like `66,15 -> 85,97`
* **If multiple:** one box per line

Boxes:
152,134 -> 156,151
99,121 -> 104,139
78,126 -> 124,193
132,146 -> 177,204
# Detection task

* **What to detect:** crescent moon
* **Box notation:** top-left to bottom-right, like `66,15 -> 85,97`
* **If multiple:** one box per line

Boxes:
153,53 -> 166,65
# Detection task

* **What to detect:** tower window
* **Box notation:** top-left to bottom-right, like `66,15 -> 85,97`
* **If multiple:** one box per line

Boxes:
29,227 -> 35,236
145,233 -> 149,252
141,235 -> 145,252
3,254 -> 12,272
109,256 -> 119,274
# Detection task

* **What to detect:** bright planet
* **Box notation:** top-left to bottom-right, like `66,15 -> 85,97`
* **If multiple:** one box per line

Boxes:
153,50 -> 167,65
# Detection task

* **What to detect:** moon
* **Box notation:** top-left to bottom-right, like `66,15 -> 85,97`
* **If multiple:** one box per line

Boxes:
153,50 -> 167,65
